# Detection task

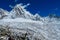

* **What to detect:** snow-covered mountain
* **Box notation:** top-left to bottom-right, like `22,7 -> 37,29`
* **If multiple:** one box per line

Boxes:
0,8 -> 9,19
9,4 -> 35,20
0,4 -> 43,21
0,4 -> 60,40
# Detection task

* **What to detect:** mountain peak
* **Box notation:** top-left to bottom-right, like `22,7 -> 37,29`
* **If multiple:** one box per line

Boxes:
10,4 -> 34,19
0,4 -> 41,21
0,8 -> 9,19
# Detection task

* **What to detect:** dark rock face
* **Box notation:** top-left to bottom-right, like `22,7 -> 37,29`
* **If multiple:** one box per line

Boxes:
0,26 -> 30,40
8,37 -> 15,40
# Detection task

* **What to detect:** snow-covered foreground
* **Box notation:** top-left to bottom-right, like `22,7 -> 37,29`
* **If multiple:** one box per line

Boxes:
0,3 -> 60,40
0,18 -> 60,40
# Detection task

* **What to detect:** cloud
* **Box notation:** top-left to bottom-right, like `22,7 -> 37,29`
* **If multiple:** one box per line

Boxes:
9,5 -> 14,8
15,3 -> 30,9
54,8 -> 58,11
23,3 -> 30,8
15,0 -> 18,2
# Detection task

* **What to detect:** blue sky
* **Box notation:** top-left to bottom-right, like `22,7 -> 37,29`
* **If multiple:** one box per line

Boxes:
0,0 -> 60,16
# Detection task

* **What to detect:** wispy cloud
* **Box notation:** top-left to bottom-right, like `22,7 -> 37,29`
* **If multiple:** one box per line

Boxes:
23,3 -> 30,8
54,8 -> 58,11
15,0 -> 18,2
9,5 -> 14,8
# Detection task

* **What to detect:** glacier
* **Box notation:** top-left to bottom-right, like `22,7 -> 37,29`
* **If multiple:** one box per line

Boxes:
0,3 -> 60,40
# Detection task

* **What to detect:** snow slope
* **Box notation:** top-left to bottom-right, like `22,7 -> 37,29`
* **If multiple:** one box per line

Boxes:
0,4 -> 60,40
